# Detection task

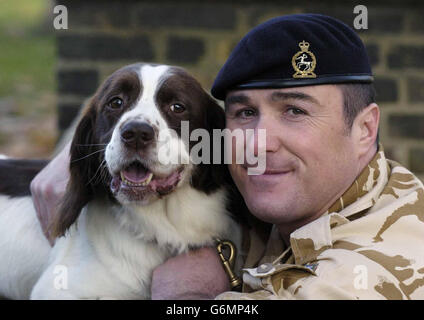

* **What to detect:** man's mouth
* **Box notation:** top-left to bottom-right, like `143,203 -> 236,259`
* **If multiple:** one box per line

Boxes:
110,161 -> 184,200
242,164 -> 293,175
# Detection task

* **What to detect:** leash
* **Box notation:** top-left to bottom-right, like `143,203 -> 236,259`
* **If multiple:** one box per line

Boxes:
215,238 -> 242,291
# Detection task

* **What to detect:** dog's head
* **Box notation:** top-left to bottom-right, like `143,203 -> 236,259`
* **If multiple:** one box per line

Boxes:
50,63 -> 229,238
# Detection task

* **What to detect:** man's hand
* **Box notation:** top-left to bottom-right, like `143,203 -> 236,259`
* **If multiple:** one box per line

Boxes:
30,142 -> 71,246
151,246 -> 230,299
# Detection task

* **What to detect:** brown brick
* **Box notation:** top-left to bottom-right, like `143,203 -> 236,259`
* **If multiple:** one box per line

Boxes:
366,43 -> 379,67
248,6 -> 307,27
292,6 -> 404,34
57,34 -> 154,61
407,12 -> 424,33
296,6 -> 353,27
410,148 -> 424,174
387,46 -> 424,69
407,77 -> 424,103
58,102 -> 82,131
135,4 -> 236,30
166,36 -> 205,64
367,8 -> 404,33
59,1 -> 134,28
374,77 -> 398,103
389,114 -> 424,139
57,70 -> 99,96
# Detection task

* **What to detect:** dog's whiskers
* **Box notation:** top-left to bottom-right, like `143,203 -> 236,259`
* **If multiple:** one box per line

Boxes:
72,149 -> 106,163
87,159 -> 107,186
75,143 -> 108,147
98,163 -> 110,183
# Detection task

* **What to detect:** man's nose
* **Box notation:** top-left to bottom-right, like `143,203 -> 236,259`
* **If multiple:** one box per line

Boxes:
120,121 -> 155,150
249,116 -> 281,155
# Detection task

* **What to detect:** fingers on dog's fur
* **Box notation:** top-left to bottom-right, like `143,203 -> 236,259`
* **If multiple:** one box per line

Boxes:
0,159 -> 49,197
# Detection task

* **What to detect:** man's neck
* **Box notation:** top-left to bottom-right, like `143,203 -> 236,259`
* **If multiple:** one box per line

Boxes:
277,144 -> 379,247
276,209 -> 325,247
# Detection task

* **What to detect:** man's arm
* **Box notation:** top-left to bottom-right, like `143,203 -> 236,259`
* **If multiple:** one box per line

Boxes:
30,142 -> 71,245
151,246 -> 231,299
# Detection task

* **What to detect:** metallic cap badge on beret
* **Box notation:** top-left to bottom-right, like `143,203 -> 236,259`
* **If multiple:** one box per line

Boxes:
292,40 -> 317,78
211,13 -> 374,100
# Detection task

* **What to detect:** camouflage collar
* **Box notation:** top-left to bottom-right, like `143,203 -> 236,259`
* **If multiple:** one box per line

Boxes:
289,146 -> 390,265
326,145 -> 389,220
289,145 -> 424,266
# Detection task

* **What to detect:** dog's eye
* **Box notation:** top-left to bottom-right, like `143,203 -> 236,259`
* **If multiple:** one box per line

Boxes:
170,104 -> 186,113
107,97 -> 124,110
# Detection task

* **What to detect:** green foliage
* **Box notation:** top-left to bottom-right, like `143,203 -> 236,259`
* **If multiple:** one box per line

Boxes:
0,0 -> 55,99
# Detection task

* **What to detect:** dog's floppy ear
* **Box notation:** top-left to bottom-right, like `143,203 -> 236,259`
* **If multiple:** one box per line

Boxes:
191,94 -> 232,193
50,102 -> 102,238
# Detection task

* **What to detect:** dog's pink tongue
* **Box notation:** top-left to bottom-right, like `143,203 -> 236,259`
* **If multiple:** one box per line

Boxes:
122,163 -> 149,183
150,171 -> 181,194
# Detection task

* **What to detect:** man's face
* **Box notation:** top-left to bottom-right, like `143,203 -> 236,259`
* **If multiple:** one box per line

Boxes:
225,85 -> 361,228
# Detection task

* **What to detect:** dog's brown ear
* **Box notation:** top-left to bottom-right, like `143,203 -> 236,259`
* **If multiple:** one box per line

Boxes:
191,94 -> 249,226
191,94 -> 232,194
50,104 -> 102,238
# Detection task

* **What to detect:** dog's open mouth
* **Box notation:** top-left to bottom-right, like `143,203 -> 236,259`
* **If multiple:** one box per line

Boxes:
121,162 -> 154,187
110,161 -> 184,200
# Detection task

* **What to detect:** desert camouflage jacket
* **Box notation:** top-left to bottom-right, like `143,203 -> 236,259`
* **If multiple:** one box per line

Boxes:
217,147 -> 424,300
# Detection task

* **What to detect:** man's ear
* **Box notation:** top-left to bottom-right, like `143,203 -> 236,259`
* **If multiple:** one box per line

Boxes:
190,95 -> 232,193
49,104 -> 100,238
352,103 -> 380,157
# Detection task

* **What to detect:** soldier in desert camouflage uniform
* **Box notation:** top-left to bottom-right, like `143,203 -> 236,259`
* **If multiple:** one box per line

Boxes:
216,147 -> 424,299
207,14 -> 424,300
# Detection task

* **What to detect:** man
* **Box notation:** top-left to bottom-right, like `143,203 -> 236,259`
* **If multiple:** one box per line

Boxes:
32,14 -> 424,299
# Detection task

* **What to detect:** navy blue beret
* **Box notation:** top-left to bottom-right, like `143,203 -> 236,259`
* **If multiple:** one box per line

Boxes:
211,14 -> 373,100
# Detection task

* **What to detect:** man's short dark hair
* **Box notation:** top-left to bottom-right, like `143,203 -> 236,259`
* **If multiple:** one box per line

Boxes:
339,83 -> 378,145
339,83 -> 376,130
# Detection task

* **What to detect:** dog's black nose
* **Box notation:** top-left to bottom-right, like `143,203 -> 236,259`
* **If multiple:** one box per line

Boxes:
120,121 -> 155,149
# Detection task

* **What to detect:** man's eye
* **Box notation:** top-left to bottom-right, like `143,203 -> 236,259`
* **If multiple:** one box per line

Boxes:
286,107 -> 306,116
170,103 -> 186,113
107,97 -> 124,110
235,109 -> 256,118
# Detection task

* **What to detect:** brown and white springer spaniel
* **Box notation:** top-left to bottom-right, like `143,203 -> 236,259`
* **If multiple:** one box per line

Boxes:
0,63 -> 242,299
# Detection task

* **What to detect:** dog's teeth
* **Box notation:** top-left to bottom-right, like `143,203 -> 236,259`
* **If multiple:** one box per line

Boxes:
120,171 -> 153,186
120,173 -> 133,186
145,173 -> 154,185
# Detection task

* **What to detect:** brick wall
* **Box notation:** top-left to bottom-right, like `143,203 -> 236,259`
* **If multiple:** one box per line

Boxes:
56,0 -> 424,180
